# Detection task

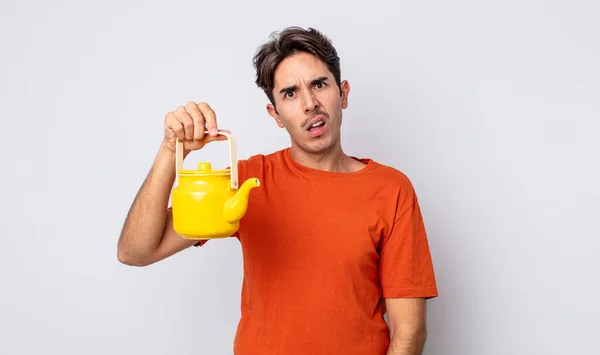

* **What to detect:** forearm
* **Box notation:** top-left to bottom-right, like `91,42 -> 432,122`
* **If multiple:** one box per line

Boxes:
117,144 -> 177,264
386,326 -> 427,355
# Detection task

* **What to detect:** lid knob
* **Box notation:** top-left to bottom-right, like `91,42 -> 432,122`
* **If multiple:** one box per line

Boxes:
197,162 -> 211,171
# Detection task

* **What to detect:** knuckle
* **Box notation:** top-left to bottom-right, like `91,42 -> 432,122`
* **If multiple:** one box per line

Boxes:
172,125 -> 184,134
193,114 -> 204,123
198,102 -> 214,113
165,113 -> 178,125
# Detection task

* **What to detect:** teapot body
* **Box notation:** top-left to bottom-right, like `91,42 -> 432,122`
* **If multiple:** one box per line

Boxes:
170,130 -> 258,240
171,174 -> 239,239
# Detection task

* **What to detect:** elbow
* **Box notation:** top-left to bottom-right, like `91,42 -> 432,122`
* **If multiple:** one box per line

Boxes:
117,244 -> 152,267
389,323 -> 428,348
118,252 -> 151,267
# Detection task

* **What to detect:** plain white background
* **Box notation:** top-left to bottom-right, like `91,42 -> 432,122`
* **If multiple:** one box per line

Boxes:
2,0 -> 599,354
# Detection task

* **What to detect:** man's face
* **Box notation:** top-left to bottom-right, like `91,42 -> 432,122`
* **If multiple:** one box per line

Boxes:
267,52 -> 350,155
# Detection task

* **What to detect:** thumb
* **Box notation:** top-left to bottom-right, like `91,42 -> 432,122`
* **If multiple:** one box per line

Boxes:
205,130 -> 231,143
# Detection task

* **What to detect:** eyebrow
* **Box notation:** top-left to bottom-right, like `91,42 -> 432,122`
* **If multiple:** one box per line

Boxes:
279,76 -> 329,95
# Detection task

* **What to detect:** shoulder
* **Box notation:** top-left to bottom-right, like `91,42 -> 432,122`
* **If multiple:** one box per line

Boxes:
239,149 -> 286,168
237,148 -> 288,177
367,159 -> 416,191
363,158 -> 421,214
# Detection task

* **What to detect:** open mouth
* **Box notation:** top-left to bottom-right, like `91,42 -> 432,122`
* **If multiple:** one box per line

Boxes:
307,120 -> 325,131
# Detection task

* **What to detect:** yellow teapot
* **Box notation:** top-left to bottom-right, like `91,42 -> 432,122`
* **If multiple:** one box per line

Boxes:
171,130 -> 260,240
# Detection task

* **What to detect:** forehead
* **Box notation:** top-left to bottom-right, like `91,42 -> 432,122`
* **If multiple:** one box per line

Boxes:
273,52 -> 331,88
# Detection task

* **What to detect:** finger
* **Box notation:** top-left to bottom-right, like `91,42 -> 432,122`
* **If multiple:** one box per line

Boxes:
210,129 -> 230,140
197,102 -> 218,136
165,112 -> 185,140
204,134 -> 228,144
185,101 -> 205,141
174,106 -> 194,141
213,129 -> 230,140
204,130 -> 231,145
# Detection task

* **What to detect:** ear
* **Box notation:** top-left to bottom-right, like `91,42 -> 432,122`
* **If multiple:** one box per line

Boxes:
340,80 -> 350,109
267,104 -> 285,128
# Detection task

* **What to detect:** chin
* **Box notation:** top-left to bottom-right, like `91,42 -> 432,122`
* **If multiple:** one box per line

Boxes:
301,137 -> 337,154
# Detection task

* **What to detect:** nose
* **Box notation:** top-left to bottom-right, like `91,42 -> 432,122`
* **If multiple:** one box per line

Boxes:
302,90 -> 320,113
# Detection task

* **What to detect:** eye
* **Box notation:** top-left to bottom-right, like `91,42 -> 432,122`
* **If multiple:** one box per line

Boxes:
285,91 -> 295,98
315,81 -> 325,89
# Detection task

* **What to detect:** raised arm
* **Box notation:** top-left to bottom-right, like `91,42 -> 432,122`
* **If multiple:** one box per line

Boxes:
117,101 -> 226,266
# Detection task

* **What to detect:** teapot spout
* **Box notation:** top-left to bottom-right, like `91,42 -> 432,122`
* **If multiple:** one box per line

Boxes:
222,178 -> 260,223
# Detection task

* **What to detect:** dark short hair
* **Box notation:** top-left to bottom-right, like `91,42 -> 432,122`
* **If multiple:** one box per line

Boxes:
253,26 -> 342,105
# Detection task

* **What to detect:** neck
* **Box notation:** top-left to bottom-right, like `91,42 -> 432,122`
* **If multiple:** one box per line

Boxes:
289,142 -> 356,173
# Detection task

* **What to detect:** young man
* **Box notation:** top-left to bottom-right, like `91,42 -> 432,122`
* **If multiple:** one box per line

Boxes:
118,27 -> 438,355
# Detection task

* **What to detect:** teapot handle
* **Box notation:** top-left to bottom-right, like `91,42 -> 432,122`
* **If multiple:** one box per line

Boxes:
175,130 -> 239,190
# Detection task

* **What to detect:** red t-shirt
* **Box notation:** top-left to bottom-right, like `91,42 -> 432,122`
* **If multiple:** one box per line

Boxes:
198,148 -> 438,354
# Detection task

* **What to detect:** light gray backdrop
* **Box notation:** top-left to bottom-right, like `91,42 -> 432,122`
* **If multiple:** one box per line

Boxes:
2,0 -> 599,354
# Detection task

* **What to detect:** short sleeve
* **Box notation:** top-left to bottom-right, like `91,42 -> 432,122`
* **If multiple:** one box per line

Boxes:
379,192 -> 438,299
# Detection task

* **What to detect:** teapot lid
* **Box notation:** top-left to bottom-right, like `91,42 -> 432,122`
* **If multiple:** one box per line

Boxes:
178,162 -> 230,176
176,131 -> 239,189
